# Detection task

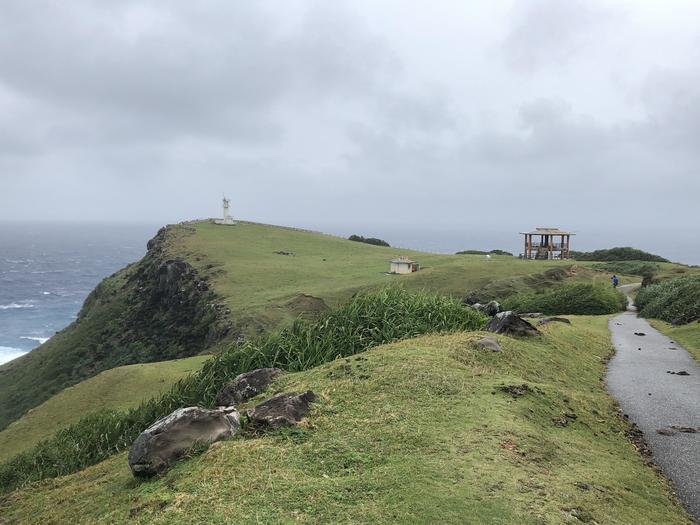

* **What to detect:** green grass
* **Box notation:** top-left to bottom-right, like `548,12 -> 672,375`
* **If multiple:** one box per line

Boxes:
502,282 -> 628,315
0,318 -> 691,524
0,289 -> 486,493
648,319 -> 700,363
174,221 -> 583,329
0,355 -> 209,463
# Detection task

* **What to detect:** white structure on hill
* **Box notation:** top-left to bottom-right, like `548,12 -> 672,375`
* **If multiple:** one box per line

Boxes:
390,256 -> 419,274
215,195 -> 236,225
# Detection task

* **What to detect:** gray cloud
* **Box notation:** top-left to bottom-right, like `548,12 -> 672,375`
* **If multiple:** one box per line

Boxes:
0,0 -> 699,261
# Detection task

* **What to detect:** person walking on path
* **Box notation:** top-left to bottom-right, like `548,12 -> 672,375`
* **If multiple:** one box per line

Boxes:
611,274 -> 619,288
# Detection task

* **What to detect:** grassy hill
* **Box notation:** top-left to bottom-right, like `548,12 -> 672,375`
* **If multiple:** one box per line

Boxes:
0,318 -> 691,524
0,220 -> 596,433
0,355 -> 208,462
173,221 -> 603,329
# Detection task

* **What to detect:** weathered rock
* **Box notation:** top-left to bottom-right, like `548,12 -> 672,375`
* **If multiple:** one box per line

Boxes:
537,316 -> 572,326
246,390 -> 316,429
215,367 -> 283,406
485,311 -> 540,337
469,301 -> 501,316
476,336 -> 502,352
128,406 -> 240,477
481,300 -> 501,316
521,312 -> 544,318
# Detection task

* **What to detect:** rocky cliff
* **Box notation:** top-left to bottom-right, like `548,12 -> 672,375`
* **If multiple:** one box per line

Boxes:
0,224 -> 231,432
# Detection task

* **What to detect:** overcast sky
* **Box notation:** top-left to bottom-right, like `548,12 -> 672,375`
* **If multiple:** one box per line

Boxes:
0,1 -> 698,257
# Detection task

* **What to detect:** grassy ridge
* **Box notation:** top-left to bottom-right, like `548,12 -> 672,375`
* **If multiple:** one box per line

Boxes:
0,288 -> 486,493
571,247 -> 669,262
0,355 -> 209,462
176,221 -> 579,329
0,318 -> 691,524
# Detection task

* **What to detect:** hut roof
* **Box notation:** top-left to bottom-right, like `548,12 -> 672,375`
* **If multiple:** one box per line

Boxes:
519,228 -> 574,236
390,257 -> 415,264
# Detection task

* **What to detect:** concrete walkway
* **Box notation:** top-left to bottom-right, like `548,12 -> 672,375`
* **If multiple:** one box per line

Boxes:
607,284 -> 700,520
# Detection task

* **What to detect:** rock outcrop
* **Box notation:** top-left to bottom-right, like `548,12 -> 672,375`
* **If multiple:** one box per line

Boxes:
128,406 -> 241,477
486,311 -> 540,337
476,336 -> 502,352
537,317 -> 572,326
247,391 -> 316,429
215,367 -> 283,406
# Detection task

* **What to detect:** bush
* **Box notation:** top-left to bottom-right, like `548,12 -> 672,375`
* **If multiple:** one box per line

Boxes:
635,275 -> 700,325
590,261 -> 660,276
570,247 -> 668,262
456,249 -> 513,256
502,282 -> 627,315
0,288 -> 486,493
348,235 -> 390,247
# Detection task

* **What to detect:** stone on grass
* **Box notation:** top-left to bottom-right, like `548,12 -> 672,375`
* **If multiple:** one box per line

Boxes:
486,311 -> 540,337
215,367 -> 283,406
476,336 -> 502,352
128,406 -> 240,477
247,391 -> 316,429
537,316 -> 572,326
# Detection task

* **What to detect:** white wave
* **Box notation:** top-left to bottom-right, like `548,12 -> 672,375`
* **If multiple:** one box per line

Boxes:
20,336 -> 50,344
0,302 -> 35,310
0,346 -> 27,365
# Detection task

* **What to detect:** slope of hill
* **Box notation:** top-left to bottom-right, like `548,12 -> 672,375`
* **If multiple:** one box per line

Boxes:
0,318 -> 690,524
0,220 -> 588,432
0,355 -> 208,462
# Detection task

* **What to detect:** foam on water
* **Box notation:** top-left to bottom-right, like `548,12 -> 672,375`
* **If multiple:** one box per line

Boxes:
0,346 -> 26,365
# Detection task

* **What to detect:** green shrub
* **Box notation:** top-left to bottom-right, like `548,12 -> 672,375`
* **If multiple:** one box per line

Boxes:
502,282 -> 627,315
570,247 -> 668,262
0,288 -> 485,493
590,261 -> 659,276
636,275 -> 700,325
348,235 -> 390,247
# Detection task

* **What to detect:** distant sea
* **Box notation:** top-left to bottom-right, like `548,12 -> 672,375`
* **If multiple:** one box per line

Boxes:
0,223 -> 157,365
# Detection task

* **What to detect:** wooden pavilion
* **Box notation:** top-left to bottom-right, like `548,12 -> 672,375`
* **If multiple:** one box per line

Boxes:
520,228 -> 574,260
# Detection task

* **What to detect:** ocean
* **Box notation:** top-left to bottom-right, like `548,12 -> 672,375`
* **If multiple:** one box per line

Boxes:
0,223 -> 157,365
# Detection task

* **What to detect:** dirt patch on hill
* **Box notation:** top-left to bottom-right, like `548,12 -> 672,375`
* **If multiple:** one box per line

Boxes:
285,294 -> 330,319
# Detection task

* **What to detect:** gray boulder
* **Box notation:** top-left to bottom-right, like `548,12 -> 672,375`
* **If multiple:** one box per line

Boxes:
482,300 -> 501,316
247,390 -> 316,429
476,336 -> 502,352
486,311 -> 540,337
537,316 -> 572,326
128,406 -> 240,477
215,367 -> 283,406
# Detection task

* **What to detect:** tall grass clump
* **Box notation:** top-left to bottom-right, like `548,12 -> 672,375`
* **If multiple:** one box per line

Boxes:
502,282 -> 627,315
0,288 -> 485,493
636,275 -> 700,325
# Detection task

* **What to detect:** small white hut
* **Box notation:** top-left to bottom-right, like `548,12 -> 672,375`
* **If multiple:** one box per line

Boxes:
390,256 -> 419,274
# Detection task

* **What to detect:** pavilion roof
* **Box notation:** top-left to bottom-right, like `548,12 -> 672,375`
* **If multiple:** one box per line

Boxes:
519,228 -> 574,236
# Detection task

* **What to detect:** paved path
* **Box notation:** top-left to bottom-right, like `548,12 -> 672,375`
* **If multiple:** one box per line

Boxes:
607,284 -> 700,521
